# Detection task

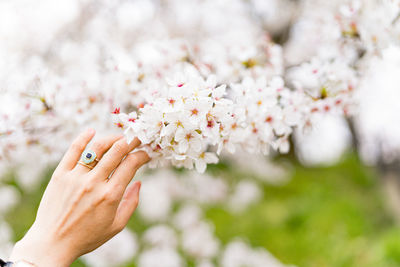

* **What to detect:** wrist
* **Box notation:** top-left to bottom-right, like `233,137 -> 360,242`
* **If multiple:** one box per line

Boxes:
9,235 -> 75,267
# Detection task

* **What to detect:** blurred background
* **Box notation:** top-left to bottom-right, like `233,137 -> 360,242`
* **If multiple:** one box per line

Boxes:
1,0 -> 400,266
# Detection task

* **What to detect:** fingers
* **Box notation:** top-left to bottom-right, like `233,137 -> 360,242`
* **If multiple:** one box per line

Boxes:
75,134 -> 124,173
93,138 -> 141,179
112,181 -> 141,232
108,150 -> 150,189
57,129 -> 96,171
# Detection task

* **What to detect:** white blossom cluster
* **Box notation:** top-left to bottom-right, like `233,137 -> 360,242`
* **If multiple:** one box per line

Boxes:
282,0 -> 400,164
112,69 -> 310,172
1,0 -> 396,175
285,0 -> 400,102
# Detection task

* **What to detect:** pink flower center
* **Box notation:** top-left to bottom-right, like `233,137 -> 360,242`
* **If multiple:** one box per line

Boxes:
112,107 -> 120,114
265,116 -> 273,123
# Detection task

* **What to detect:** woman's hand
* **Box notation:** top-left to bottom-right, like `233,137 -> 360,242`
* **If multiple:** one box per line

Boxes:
9,129 -> 150,267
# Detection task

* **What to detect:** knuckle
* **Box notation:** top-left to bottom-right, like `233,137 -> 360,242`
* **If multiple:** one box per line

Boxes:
102,188 -> 120,204
92,196 -> 103,207
129,138 -> 140,148
91,141 -> 106,153
114,141 -> 128,154
52,174 -> 64,184
82,182 -> 95,194
113,184 -> 125,195
71,141 -> 85,152
52,168 -> 64,179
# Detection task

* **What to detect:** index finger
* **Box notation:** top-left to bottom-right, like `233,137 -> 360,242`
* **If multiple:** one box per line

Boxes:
57,129 -> 96,171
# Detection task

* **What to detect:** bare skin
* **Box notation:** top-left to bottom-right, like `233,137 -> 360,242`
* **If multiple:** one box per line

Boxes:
9,129 -> 150,267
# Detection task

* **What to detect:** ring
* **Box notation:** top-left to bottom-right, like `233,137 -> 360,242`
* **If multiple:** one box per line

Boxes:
81,150 -> 98,164
78,162 -> 94,170
78,149 -> 101,170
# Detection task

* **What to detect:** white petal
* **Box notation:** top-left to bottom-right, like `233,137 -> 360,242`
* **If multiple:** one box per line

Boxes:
160,124 -> 175,137
279,140 -> 290,154
205,152 -> 218,164
195,159 -> 207,173
191,138 -> 202,152
124,128 -> 136,144
178,141 -> 189,154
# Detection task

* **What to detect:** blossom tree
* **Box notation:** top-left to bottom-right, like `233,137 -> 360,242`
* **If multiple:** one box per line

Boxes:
1,0 -> 400,265
2,0 -> 393,175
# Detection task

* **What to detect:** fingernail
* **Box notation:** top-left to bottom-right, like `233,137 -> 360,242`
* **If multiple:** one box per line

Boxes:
87,128 -> 95,135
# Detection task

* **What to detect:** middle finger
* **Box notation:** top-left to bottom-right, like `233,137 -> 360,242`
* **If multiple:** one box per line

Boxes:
92,137 -> 141,179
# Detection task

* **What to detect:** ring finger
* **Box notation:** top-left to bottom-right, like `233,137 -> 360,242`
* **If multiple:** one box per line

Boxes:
75,134 -> 123,173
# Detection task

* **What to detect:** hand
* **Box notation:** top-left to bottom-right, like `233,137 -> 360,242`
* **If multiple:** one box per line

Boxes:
9,129 -> 150,267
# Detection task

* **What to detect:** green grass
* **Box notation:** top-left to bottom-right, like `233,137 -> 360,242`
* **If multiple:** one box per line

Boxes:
206,155 -> 400,267
4,153 -> 400,267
